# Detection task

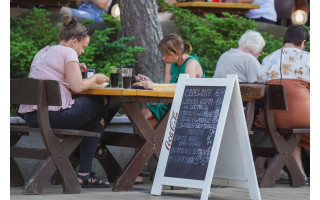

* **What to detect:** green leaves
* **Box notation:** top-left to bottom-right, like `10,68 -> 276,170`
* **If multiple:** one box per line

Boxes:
79,29 -> 145,75
10,8 -> 144,79
10,8 -> 59,78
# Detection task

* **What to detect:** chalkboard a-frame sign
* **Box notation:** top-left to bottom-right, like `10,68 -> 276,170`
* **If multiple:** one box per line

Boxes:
151,74 -> 261,200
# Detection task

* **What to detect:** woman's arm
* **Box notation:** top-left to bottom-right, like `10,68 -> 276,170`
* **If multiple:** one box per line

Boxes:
140,63 -> 172,89
65,61 -> 108,92
184,59 -> 203,78
163,63 -> 172,83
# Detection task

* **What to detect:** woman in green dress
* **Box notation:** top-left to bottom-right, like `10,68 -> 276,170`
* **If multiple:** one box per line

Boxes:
137,33 -> 206,125
133,33 -> 205,184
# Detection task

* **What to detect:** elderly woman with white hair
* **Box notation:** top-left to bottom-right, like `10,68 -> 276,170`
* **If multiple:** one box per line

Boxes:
213,30 -> 265,82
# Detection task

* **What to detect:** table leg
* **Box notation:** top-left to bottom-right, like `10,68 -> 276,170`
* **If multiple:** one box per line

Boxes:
113,142 -> 153,191
96,147 -> 122,183
112,102 -> 160,191
111,101 -> 171,191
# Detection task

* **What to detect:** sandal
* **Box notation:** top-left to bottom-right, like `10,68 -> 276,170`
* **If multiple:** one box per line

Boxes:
94,144 -> 107,159
77,172 -> 110,188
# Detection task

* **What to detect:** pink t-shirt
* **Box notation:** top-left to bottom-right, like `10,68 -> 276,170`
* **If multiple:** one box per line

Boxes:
18,45 -> 79,113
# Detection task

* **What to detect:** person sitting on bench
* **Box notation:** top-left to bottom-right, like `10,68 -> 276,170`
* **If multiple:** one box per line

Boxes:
254,25 -> 310,183
18,15 -> 111,188
213,30 -> 265,83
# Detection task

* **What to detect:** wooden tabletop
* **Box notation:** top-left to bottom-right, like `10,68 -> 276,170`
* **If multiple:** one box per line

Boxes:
174,2 -> 259,16
75,83 -> 264,101
75,87 -> 176,98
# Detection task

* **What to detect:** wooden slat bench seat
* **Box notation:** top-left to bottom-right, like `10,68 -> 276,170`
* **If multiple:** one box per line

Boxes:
10,78 -> 100,194
250,84 -> 309,187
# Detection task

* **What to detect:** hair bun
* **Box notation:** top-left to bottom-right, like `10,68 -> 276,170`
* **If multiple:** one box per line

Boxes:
62,15 -> 72,26
62,15 -> 77,27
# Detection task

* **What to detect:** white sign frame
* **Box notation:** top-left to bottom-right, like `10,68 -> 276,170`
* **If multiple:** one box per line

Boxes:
151,74 -> 260,200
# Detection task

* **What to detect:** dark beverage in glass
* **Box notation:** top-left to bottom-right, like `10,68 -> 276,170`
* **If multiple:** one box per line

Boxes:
123,76 -> 132,89
110,72 -> 120,88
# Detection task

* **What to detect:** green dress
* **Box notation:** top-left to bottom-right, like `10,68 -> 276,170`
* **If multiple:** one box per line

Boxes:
147,54 -> 205,120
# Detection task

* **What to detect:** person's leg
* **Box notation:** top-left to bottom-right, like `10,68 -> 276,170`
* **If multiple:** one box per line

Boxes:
77,114 -> 103,173
254,157 -> 268,178
59,7 -> 72,16
292,145 -> 309,184
71,1 -> 106,22
293,145 -> 305,174
141,106 -> 154,120
24,96 -> 105,130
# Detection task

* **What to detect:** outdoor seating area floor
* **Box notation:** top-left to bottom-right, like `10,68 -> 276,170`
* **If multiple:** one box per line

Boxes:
11,179 -> 310,200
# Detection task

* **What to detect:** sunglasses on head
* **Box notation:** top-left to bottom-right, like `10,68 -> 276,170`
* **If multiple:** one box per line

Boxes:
72,29 -> 89,40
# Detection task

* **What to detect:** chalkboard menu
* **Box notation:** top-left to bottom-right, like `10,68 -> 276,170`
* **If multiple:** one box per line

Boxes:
164,86 -> 226,180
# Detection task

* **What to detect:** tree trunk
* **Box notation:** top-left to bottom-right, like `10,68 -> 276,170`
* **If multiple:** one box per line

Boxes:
119,0 -> 164,83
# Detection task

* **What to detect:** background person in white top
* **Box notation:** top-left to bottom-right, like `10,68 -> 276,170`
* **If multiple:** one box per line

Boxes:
245,0 -> 277,24
213,30 -> 265,83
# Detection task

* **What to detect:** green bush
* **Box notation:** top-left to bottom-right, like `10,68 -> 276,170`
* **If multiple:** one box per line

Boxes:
79,14 -> 145,75
10,8 -> 59,78
158,0 -> 309,77
10,9 -> 145,78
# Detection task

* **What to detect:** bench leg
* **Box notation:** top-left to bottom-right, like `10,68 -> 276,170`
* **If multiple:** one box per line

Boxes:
259,133 -> 306,187
24,136 -> 82,194
11,135 -> 25,187
259,155 -> 283,187
11,157 -> 25,187
51,147 -> 80,185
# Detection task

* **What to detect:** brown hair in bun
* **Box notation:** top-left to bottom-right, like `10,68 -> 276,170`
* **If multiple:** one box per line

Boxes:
59,15 -> 88,42
158,33 -> 192,57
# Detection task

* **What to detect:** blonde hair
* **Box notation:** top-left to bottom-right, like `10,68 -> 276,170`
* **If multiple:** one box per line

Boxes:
238,30 -> 265,54
59,15 -> 88,42
158,33 -> 192,56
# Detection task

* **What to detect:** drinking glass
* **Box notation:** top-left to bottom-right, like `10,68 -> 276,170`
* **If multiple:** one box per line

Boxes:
122,68 -> 133,89
110,68 -> 122,88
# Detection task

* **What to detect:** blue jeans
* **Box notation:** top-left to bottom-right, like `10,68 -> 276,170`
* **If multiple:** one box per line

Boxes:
70,2 -> 106,22
24,95 -> 106,173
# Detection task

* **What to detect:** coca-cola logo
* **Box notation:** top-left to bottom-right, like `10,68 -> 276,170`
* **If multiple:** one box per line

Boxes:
165,110 -> 179,151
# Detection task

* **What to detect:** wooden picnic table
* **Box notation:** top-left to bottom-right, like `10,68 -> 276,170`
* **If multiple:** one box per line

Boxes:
73,83 -> 265,191
75,86 -> 175,191
174,2 -> 260,16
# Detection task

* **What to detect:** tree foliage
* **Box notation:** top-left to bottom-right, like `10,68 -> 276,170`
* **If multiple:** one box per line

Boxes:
79,13 -> 145,75
10,8 -> 59,78
10,9 -> 144,78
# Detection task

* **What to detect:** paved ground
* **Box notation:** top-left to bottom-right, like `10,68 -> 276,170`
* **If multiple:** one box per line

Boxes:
10,179 -> 310,200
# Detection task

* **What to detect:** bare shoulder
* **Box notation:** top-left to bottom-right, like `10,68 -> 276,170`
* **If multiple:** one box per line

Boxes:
185,59 -> 203,77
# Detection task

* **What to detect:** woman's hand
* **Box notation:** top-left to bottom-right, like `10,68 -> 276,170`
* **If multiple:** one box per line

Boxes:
137,74 -> 151,82
93,73 -> 109,85
79,63 -> 87,72
141,80 -> 154,90
136,74 -> 153,89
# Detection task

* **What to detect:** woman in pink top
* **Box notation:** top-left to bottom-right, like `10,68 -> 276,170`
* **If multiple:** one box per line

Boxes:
18,16 -> 110,188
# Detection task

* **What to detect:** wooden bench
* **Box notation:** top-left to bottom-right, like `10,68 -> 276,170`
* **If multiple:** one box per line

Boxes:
10,78 -> 100,194
250,84 -> 309,187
